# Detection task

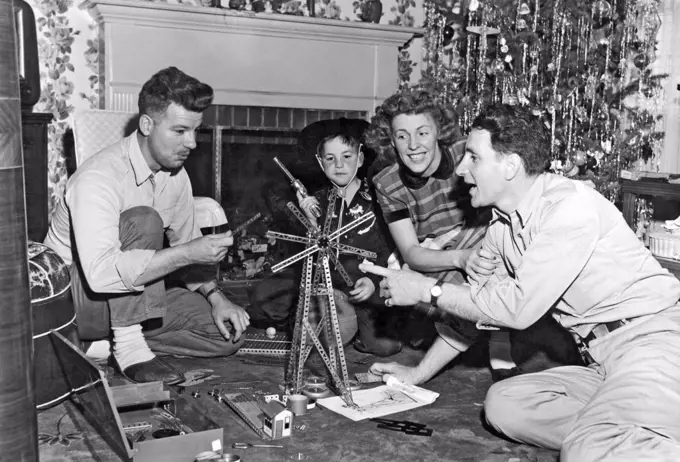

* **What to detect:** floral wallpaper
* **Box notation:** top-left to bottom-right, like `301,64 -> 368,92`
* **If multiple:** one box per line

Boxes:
27,0 -> 423,218
29,0 -> 100,216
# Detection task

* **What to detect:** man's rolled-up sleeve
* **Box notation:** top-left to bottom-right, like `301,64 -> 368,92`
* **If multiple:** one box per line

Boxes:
470,196 -> 599,330
69,171 -> 154,293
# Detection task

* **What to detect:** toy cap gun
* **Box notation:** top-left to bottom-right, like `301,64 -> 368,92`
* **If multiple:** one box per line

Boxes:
273,157 -> 321,219
273,157 -> 309,198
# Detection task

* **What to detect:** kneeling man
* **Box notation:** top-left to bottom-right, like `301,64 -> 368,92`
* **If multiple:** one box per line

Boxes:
45,67 -> 250,385
361,104 -> 680,462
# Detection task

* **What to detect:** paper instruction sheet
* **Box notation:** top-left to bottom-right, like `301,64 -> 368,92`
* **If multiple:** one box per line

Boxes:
317,377 -> 439,421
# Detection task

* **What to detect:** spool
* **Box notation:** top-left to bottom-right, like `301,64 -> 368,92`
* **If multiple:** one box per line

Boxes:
287,394 -> 308,415
304,376 -> 327,388
301,386 -> 331,399
29,242 -> 81,409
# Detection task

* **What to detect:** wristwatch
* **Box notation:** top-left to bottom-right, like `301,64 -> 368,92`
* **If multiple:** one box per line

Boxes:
430,279 -> 445,308
204,285 -> 224,300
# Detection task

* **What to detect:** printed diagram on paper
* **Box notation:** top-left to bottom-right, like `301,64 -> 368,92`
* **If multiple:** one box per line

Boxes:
317,382 -> 439,421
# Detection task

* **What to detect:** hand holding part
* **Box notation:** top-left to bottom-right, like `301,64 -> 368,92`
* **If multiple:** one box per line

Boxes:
191,231 -> 234,264
296,192 -> 321,218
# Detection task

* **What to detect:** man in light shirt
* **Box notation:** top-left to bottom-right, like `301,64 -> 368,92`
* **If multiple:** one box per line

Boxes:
360,104 -> 680,461
45,67 -> 249,385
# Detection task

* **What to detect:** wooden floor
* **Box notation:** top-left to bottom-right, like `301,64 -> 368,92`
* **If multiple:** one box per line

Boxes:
37,336 -> 559,462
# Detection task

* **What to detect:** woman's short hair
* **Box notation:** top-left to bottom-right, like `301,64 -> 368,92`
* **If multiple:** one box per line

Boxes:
364,87 -> 460,166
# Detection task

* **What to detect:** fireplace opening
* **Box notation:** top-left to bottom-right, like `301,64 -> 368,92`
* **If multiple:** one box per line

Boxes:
185,105 -> 367,280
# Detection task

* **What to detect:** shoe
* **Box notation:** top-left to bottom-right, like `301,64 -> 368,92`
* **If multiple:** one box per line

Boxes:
121,357 -> 185,386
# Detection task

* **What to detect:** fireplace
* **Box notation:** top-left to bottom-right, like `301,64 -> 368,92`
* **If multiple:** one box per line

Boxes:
188,104 -> 367,221
81,0 -> 420,278
184,104 -> 368,278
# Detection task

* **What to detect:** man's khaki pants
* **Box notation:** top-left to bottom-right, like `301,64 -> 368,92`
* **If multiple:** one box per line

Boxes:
484,305 -> 680,462
71,206 -> 243,357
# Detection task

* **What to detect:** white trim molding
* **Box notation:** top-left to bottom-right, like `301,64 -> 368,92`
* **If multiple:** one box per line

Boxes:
80,0 -> 422,113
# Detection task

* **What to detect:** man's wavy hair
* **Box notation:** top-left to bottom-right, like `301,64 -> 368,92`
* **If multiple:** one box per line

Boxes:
471,104 -> 551,176
138,66 -> 214,117
364,87 -> 460,169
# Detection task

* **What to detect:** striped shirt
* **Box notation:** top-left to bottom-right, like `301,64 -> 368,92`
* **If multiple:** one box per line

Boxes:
372,139 -> 488,252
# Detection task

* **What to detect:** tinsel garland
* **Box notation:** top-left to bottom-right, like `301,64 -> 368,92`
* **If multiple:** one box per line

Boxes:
419,0 -> 666,202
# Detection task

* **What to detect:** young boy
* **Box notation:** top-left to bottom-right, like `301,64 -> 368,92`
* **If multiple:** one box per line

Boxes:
295,118 -> 402,357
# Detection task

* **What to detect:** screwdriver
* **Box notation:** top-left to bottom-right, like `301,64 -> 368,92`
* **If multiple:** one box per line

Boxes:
232,442 -> 284,449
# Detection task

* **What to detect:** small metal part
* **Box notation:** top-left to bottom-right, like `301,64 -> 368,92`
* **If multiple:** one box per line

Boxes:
289,453 -> 309,460
232,442 -> 284,449
347,380 -> 362,391
354,354 -> 377,365
122,421 -> 152,433
219,455 -> 241,462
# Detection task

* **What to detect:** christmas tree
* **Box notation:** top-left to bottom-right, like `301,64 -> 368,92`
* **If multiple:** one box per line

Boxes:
414,0 -> 665,201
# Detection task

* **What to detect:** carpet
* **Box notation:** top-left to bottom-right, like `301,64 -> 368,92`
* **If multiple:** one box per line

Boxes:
37,341 -> 558,462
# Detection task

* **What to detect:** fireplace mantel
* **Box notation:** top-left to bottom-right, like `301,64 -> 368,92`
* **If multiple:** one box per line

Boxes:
80,0 -> 422,113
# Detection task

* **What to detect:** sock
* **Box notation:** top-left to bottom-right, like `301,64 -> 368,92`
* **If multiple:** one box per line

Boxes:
112,324 -> 155,371
488,330 -> 517,371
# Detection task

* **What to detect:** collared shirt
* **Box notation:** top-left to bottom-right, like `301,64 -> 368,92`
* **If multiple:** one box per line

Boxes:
470,173 -> 680,338
44,132 -> 202,293
373,140 -> 479,242
309,180 -> 391,305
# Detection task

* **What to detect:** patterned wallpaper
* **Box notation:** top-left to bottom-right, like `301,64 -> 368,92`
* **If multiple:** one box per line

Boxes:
26,0 -> 424,218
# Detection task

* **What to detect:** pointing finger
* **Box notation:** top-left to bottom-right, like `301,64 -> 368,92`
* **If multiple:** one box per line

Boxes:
358,262 -> 392,277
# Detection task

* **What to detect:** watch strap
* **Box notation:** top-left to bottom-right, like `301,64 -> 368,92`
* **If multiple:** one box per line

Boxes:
430,275 -> 446,308
204,285 -> 223,299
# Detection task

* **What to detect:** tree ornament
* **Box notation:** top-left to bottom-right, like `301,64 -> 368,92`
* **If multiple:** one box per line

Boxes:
516,18 -> 527,30
442,24 -> 455,45
592,0 -> 612,17
491,58 -> 505,74
592,0 -> 613,29
468,0 -> 479,12
518,3 -> 530,15
574,151 -> 587,166
586,154 -> 598,170
633,53 -> 649,70
566,164 -> 580,177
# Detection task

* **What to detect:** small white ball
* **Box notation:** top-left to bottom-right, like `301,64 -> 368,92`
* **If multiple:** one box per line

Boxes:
266,327 -> 276,338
